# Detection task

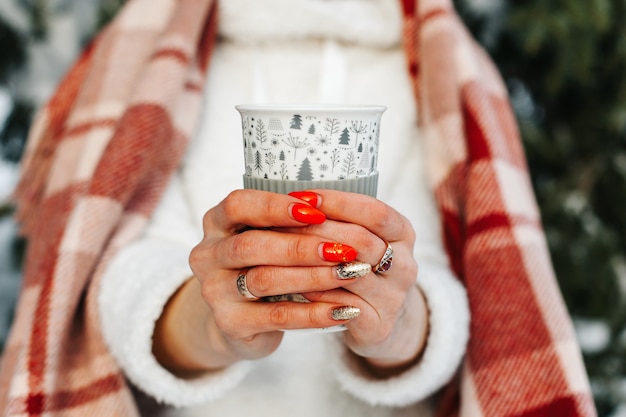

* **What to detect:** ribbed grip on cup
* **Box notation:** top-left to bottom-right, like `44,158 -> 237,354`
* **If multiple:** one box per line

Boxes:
243,173 -> 379,197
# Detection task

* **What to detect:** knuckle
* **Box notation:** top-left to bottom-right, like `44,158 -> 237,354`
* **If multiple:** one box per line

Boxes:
369,204 -> 394,231
227,189 -> 246,202
308,306 -> 324,325
229,233 -> 259,261
264,194 -> 278,218
308,267 -> 326,288
201,208 -> 215,231
268,304 -> 291,326
356,229 -> 379,254
285,236 -> 309,261
188,244 -> 202,271
396,258 -> 418,292
222,190 -> 245,217
188,242 -> 213,275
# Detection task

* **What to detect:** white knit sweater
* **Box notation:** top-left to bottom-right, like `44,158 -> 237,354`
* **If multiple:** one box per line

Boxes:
98,1 -> 470,415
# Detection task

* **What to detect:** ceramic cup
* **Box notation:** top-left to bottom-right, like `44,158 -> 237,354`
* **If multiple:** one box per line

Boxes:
235,105 -> 386,332
235,104 -> 386,197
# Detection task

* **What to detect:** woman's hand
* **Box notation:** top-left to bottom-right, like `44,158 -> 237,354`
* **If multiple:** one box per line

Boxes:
282,190 -> 429,376
153,189 -> 429,378
155,189 -> 371,374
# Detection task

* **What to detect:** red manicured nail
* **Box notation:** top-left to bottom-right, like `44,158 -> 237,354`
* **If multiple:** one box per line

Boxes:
291,203 -> 326,224
289,191 -> 320,207
320,242 -> 358,263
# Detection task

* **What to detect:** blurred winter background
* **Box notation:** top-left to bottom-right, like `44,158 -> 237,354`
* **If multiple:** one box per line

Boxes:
0,0 -> 624,415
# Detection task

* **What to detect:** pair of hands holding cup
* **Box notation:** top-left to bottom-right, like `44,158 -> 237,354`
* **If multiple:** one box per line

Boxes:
153,189 -> 430,379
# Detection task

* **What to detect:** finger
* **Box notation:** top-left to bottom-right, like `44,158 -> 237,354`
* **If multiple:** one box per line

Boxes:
213,301 -> 361,338
300,288 -> 378,331
277,219 -> 390,267
302,286 -> 400,338
205,189 -> 326,234
270,220 -> 417,296
203,229 -> 359,269
299,243 -> 418,317
242,263 -> 372,298
313,189 -> 414,242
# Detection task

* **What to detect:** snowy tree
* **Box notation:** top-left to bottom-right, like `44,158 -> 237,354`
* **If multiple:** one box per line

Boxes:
254,150 -> 263,174
290,114 -> 302,129
308,124 -> 315,135
338,127 -> 350,145
297,157 -> 313,181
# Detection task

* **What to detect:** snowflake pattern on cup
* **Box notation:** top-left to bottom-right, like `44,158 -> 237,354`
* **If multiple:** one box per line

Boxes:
238,106 -> 384,182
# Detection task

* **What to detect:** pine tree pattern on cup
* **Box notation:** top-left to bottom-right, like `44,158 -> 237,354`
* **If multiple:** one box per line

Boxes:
241,111 -> 382,182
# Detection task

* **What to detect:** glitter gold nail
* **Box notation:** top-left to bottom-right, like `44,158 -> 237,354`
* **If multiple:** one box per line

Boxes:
331,306 -> 361,321
336,262 -> 371,279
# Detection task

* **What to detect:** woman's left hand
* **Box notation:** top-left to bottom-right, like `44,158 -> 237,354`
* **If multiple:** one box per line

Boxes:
286,190 -> 429,376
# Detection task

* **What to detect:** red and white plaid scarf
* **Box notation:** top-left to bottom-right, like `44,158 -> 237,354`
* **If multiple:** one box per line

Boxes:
0,0 -> 597,415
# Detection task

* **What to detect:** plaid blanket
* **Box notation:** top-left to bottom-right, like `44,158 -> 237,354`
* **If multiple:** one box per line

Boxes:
0,0 -> 596,415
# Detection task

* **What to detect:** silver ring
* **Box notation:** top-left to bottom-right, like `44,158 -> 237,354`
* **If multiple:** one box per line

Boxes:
373,242 -> 393,274
237,270 -> 259,300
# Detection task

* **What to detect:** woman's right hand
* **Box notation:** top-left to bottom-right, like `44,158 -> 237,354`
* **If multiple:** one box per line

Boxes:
153,189 -> 367,375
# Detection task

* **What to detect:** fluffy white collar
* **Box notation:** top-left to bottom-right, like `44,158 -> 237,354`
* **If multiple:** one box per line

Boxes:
218,0 -> 402,48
